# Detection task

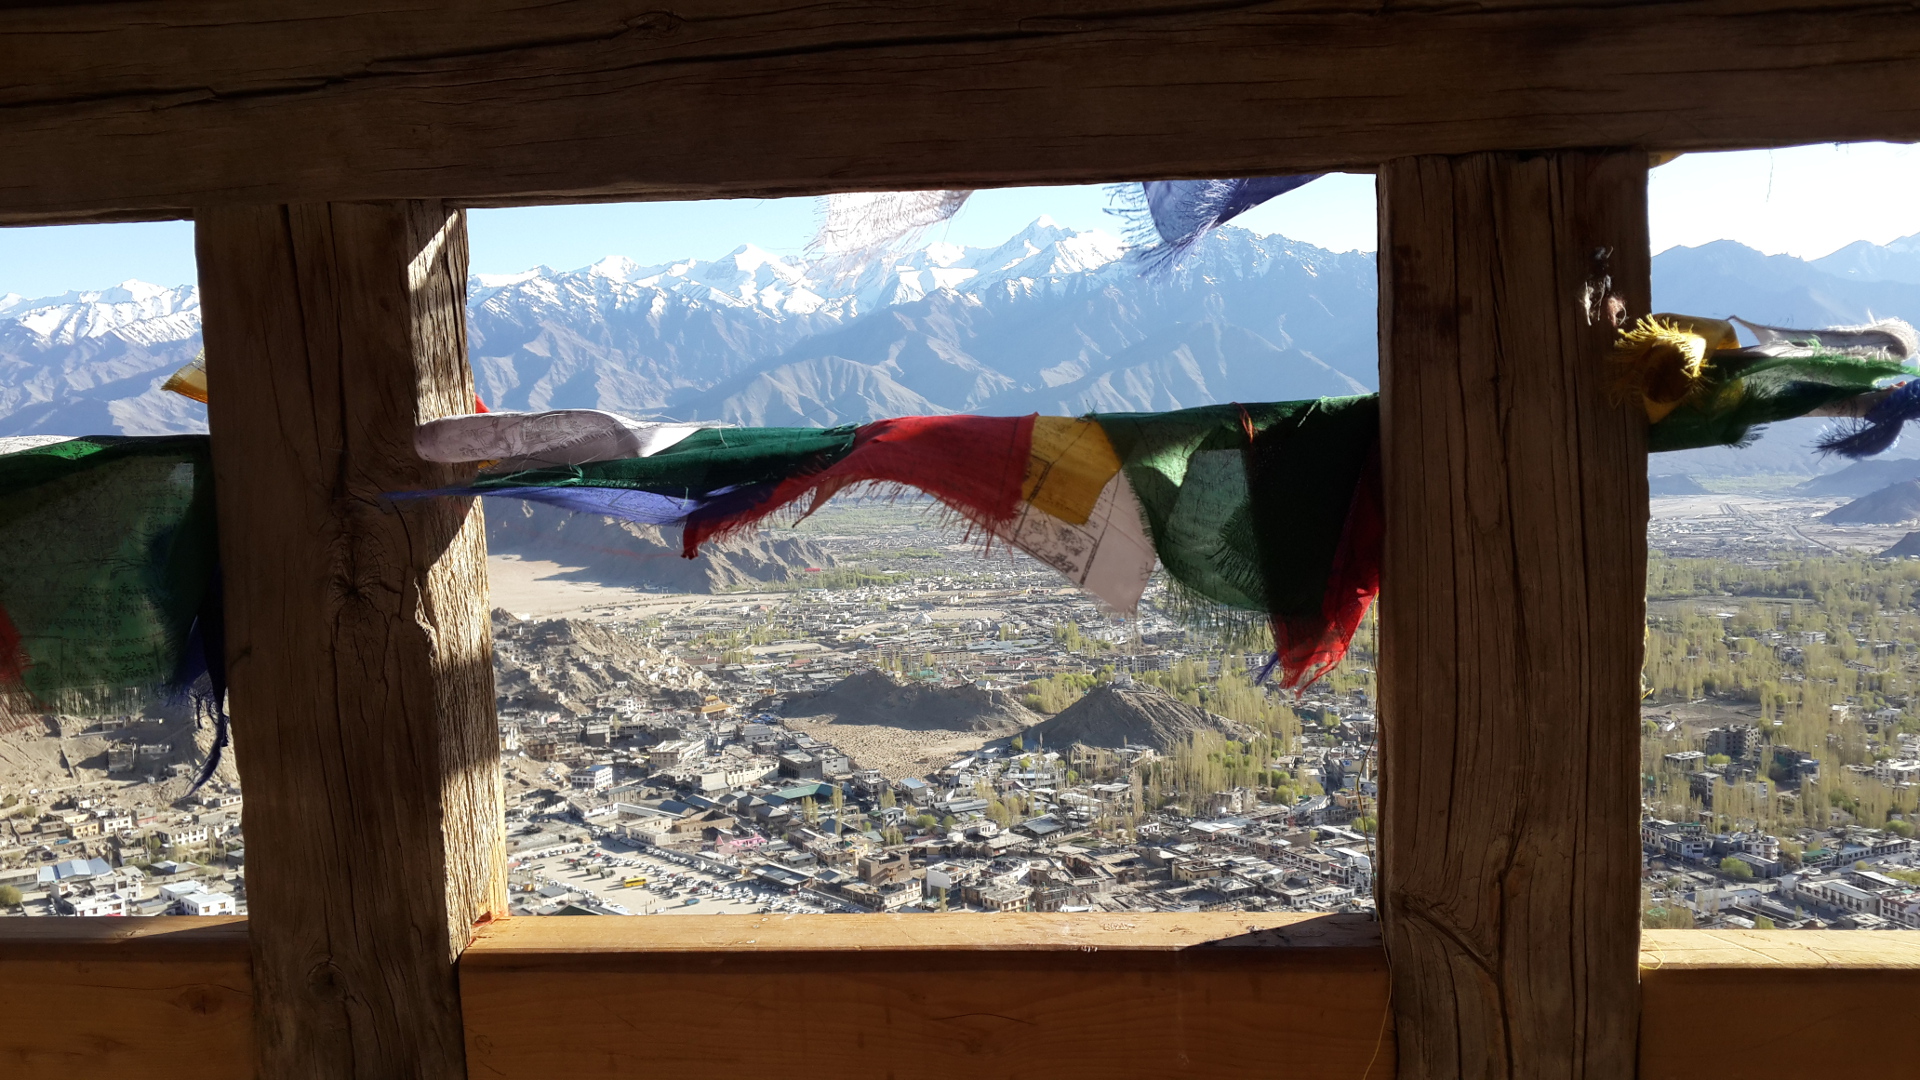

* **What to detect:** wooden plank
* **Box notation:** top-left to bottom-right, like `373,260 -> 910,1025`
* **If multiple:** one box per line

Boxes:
461,913 -> 1394,1078
1375,151 -> 1649,1079
1639,930 -> 1920,1076
464,910 -> 1383,954
6,1 -> 1920,223
198,201 -> 504,1080
1639,929 -> 1920,968
0,917 -> 251,1077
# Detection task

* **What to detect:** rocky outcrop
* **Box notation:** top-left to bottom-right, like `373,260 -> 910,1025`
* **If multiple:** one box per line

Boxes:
485,499 -> 834,592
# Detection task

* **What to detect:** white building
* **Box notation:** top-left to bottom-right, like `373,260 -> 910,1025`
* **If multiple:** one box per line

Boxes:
181,890 -> 237,916
569,764 -> 613,791
66,891 -> 130,916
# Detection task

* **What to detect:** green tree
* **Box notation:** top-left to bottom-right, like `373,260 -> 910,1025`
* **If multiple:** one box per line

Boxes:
0,884 -> 20,907
1753,915 -> 1776,929
879,787 -> 896,810
1719,856 -> 1755,881
1889,819 -> 1916,838
1642,903 -> 1695,929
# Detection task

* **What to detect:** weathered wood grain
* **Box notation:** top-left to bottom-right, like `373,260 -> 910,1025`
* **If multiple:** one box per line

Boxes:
1376,151 -> 1650,1079
0,917 -> 251,1078
5,1 -> 1920,223
198,201 -> 504,1080
461,912 -> 1396,1078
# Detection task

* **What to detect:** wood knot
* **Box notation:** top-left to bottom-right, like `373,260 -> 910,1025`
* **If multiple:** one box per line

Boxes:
306,959 -> 349,1002
629,11 -> 682,36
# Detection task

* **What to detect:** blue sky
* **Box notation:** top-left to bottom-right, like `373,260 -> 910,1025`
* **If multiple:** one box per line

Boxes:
3,142 -> 1918,298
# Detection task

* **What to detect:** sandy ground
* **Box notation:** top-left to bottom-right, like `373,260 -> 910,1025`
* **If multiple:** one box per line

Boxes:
1648,494 -> 1913,556
486,555 -> 784,620
781,714 -> 991,779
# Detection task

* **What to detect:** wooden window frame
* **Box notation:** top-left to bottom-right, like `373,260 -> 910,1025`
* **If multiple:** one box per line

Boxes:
7,4 -> 1920,1078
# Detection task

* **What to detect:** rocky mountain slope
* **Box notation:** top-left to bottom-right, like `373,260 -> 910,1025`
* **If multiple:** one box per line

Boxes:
1796,457 -> 1920,497
1821,479 -> 1920,524
485,499 -> 834,592
492,611 -> 709,715
18,224 -> 1920,483
1,218 -> 1378,436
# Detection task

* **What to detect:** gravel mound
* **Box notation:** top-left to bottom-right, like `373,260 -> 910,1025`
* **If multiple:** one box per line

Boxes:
1649,474 -> 1708,496
783,669 -> 1039,734
1023,683 -> 1246,751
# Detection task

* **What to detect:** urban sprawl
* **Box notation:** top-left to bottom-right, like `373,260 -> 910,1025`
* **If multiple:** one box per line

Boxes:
8,499 -> 1920,930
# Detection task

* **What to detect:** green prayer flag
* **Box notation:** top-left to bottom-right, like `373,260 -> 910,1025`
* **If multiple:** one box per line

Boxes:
0,436 -> 219,722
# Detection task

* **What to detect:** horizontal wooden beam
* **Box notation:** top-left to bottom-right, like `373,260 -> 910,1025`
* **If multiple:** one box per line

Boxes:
0,916 -> 251,1078
461,909 -> 1384,954
9,920 -> 1920,1078
1639,929 -> 1920,1077
4,1 -> 1920,225
460,913 -> 1395,1078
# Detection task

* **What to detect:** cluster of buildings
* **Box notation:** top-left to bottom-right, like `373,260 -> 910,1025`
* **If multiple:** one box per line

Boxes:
635,569 -> 1218,702
496,690 -> 1381,916
0,783 -> 244,916
1657,720 -> 1920,808
1642,818 -> 1920,928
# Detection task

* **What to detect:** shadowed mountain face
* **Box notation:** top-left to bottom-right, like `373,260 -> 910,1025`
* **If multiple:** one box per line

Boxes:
485,499 -> 834,592
1821,480 -> 1920,525
1797,458 -> 1920,498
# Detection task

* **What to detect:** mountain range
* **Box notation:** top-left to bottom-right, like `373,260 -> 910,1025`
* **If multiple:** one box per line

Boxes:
11,219 -> 1920,476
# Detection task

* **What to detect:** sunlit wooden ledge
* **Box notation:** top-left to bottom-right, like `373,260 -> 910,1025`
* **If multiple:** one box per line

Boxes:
0,916 -> 251,1079
10,919 -> 1920,1079
1638,930 -> 1920,1078
459,912 -> 1395,1078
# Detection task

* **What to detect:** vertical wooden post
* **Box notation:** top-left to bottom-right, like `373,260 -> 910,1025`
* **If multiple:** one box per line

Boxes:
197,202 -> 504,1080
1376,152 -> 1649,1079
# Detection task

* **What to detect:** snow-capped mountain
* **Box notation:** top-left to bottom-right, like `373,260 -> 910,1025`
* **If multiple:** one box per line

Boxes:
0,219 -> 1376,436
20,220 -> 1920,451
452,217 -> 1378,429
0,280 -> 204,436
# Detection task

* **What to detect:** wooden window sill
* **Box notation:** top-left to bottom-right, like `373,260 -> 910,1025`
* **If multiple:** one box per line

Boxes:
9,918 -> 1920,1079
